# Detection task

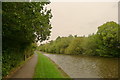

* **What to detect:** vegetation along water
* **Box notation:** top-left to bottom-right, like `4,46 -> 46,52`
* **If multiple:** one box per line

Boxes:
2,1 -> 120,79
39,21 -> 120,58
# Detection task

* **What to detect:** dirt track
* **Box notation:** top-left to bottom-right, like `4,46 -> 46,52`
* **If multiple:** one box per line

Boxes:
11,53 -> 38,78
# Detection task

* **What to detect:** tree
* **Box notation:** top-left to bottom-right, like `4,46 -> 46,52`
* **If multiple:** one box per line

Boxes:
2,2 -> 52,76
81,34 -> 98,56
96,21 -> 120,57
65,37 -> 83,54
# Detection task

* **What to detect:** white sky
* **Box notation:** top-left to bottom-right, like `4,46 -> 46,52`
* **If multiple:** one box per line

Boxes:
40,1 -> 118,44
50,0 -> 119,2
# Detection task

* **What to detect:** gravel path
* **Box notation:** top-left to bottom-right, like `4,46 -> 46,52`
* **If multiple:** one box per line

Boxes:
11,53 -> 38,78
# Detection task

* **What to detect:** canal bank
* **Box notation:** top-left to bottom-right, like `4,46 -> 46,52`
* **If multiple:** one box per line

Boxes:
34,52 -> 70,78
42,52 -> 118,78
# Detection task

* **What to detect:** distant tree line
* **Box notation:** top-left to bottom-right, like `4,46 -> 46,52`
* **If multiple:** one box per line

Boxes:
39,21 -> 120,57
2,2 -> 52,77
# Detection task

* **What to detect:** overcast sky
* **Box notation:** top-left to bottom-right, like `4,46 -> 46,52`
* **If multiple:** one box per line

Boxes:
41,2 -> 118,44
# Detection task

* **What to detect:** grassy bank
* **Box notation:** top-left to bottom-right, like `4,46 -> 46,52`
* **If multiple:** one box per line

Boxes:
33,52 -> 69,78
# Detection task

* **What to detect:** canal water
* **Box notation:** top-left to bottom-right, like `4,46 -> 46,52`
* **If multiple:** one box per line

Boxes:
43,53 -> 118,78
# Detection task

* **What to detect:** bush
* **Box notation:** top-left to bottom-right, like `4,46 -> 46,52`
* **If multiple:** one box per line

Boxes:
65,37 -> 84,54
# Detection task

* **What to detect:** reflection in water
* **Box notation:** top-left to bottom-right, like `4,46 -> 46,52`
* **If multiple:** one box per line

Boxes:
43,53 -> 118,78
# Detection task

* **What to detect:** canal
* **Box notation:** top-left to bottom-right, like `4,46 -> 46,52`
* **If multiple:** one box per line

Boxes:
43,53 -> 118,78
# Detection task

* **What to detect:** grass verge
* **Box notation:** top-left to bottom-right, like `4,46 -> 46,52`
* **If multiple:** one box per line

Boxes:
33,52 -> 69,78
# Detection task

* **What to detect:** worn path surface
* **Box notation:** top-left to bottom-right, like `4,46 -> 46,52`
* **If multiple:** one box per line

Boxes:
11,53 -> 38,78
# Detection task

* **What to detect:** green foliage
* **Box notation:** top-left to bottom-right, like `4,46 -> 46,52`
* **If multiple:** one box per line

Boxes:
65,37 -> 84,54
39,35 -> 74,54
2,51 -> 24,76
39,21 -> 120,57
2,2 -> 52,77
3,2 -> 52,43
96,21 -> 120,57
81,34 -> 98,56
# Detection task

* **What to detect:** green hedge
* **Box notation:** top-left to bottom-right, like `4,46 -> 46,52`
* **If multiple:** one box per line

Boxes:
2,46 -> 34,77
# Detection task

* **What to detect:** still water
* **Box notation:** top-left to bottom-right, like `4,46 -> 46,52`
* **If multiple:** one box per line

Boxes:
43,53 -> 118,78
